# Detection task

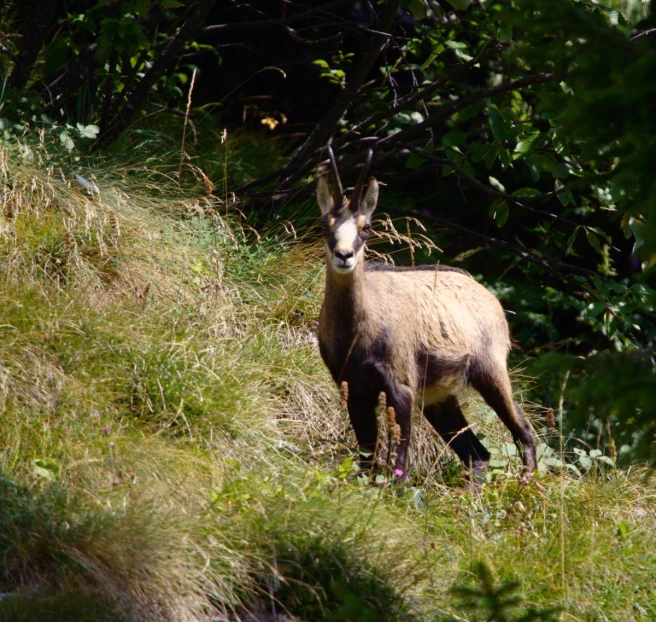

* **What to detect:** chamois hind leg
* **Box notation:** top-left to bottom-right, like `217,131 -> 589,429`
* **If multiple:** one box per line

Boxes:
346,393 -> 379,471
423,396 -> 490,488
470,360 -> 537,483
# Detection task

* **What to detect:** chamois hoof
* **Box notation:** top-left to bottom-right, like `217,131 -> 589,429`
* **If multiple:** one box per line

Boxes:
462,461 -> 488,495
518,469 -> 533,487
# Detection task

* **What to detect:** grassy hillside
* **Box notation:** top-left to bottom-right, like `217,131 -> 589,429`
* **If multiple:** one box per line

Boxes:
0,143 -> 655,621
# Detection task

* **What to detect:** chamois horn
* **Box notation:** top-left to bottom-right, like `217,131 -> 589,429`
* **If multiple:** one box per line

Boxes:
350,149 -> 373,210
326,145 -> 344,208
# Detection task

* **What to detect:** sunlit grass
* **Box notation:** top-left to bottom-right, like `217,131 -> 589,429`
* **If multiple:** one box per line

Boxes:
0,144 -> 654,620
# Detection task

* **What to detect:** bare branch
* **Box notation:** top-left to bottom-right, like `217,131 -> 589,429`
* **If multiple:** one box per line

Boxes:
406,209 -> 597,278
630,28 -> 656,41
201,0 -> 352,33
333,42 -> 506,149
38,43 -> 98,112
279,0 -> 403,188
96,0 -> 217,148
405,145 -> 568,203
375,72 -> 556,150
8,0 -> 60,90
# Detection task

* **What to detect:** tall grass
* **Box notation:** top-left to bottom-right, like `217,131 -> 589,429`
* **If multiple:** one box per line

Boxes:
0,140 -> 654,621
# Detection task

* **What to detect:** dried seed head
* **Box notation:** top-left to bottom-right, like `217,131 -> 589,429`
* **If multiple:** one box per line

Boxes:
546,407 -> 556,433
5,200 -> 13,221
200,169 -> 213,197
377,391 -> 387,411
109,210 -> 119,237
339,381 -> 349,408
392,423 -> 401,447
386,405 -> 396,431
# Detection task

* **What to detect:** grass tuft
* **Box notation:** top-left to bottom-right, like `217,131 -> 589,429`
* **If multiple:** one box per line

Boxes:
0,143 -> 655,620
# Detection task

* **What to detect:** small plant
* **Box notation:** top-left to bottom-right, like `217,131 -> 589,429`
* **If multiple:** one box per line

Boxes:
444,561 -> 561,622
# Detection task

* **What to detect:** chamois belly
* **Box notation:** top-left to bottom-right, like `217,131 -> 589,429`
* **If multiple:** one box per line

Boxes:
415,351 -> 471,405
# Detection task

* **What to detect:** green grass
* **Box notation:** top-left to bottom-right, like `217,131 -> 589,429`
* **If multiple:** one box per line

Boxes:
0,143 -> 655,621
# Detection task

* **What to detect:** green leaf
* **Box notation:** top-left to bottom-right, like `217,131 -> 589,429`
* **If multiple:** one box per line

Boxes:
495,200 -> 509,227
59,130 -> 75,150
407,0 -> 428,19
489,106 -> 511,141
565,226 -> 580,255
499,148 -> 512,169
586,302 -> 607,317
489,197 -> 503,217
488,176 -> 506,193
77,123 -> 100,139
445,40 -> 468,49
444,0 -> 471,10
557,190 -> 574,206
513,187 -> 541,197
579,455 -> 593,469
498,25 -> 513,41
586,229 -> 602,253
459,100 -> 485,122
482,146 -> 499,170
469,142 -> 488,163
544,457 -> 564,467
502,443 -> 517,457
442,130 -> 467,147
405,153 -> 426,169
513,131 -> 542,159
531,154 -> 559,177
33,458 -> 61,481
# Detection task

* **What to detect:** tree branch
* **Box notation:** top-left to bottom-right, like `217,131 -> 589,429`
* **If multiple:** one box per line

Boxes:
8,0 -> 60,90
201,0 -> 352,33
96,0 -> 217,149
333,41 -> 506,149
405,144 -> 568,209
279,0 -> 402,188
630,28 -> 656,41
406,209 -> 598,278
375,72 -> 556,150
38,43 -> 99,113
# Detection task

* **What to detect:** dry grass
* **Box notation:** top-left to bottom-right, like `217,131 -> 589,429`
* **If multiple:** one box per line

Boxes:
0,144 -> 655,621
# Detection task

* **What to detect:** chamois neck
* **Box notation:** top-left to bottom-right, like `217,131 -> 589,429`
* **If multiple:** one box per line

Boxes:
324,259 -> 367,323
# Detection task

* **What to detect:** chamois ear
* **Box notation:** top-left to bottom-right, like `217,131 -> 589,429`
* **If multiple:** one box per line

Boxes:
316,174 -> 334,216
359,177 -> 379,218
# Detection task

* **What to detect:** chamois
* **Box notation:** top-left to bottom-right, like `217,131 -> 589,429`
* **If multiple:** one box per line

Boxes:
317,148 -> 537,485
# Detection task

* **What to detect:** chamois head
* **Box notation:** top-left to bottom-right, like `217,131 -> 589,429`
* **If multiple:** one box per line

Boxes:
317,148 -> 379,274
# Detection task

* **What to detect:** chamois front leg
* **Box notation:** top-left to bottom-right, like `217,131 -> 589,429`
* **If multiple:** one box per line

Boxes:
346,392 -> 379,471
384,384 -> 414,480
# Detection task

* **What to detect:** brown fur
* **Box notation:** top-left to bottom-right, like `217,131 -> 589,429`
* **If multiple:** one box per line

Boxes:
316,173 -> 537,486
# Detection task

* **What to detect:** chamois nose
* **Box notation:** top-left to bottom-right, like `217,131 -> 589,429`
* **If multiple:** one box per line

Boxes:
334,249 -> 354,263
